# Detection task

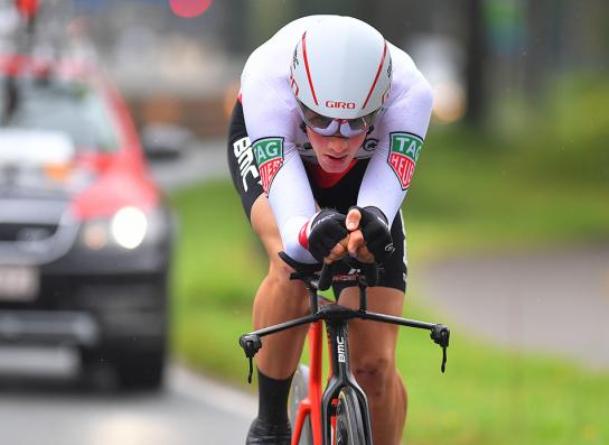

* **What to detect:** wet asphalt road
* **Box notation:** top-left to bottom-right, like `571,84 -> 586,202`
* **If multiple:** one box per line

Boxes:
0,347 -> 255,444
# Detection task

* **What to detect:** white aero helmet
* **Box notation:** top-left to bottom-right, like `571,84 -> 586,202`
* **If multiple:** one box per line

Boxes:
290,16 -> 392,121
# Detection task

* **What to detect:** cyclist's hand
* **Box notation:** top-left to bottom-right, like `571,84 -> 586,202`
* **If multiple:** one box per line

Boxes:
345,209 -> 374,263
326,236 -> 349,264
307,209 -> 349,263
346,206 -> 395,263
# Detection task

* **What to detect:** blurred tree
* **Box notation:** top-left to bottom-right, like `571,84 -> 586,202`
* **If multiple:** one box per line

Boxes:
523,0 -> 554,99
249,0 -> 294,50
294,0 -> 356,18
223,0 -> 249,54
464,0 -> 487,126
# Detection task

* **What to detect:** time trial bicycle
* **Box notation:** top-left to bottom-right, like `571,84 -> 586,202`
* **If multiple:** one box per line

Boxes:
239,253 -> 450,444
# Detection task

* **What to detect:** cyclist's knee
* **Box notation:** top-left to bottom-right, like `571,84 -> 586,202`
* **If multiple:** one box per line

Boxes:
353,355 -> 396,401
267,255 -> 298,285
258,256 -> 308,308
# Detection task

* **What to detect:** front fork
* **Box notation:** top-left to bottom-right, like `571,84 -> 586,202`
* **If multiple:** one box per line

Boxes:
292,318 -> 374,445
321,319 -> 373,445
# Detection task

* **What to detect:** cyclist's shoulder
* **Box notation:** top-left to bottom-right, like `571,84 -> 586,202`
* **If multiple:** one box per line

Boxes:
386,42 -> 432,99
239,22 -> 301,109
378,44 -> 433,124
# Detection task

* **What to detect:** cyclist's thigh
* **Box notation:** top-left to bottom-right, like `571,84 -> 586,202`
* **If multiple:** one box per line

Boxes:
338,286 -> 405,361
250,195 -> 284,261
234,168 -> 296,277
339,217 -> 406,358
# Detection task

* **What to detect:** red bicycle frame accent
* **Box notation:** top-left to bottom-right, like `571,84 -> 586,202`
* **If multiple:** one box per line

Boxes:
291,321 -> 324,445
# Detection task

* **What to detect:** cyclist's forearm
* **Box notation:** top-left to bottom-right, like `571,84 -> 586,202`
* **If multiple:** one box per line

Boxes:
267,155 -> 318,263
357,77 -> 433,223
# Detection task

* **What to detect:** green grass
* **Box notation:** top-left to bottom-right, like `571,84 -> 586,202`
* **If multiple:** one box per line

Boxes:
168,78 -> 609,444
399,302 -> 609,445
169,180 -> 264,379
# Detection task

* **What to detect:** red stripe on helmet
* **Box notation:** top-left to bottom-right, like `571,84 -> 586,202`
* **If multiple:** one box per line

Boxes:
362,42 -> 388,109
301,32 -> 319,106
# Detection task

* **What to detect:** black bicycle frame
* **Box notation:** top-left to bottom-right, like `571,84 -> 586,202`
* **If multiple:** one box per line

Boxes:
321,306 -> 373,443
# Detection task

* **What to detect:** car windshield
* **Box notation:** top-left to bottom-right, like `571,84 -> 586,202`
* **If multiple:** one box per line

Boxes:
0,76 -> 120,152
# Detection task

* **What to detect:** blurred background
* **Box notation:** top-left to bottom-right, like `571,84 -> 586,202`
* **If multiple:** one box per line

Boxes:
0,0 -> 608,444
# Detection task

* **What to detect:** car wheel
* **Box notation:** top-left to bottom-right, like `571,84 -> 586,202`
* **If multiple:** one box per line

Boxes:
116,344 -> 166,391
79,337 -> 166,391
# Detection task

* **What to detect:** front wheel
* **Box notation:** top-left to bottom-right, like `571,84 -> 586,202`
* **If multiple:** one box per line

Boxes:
288,364 -> 313,444
335,387 -> 367,445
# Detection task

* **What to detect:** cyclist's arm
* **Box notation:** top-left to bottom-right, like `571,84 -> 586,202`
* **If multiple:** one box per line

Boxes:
264,148 -> 319,264
241,73 -> 318,264
356,55 -> 433,224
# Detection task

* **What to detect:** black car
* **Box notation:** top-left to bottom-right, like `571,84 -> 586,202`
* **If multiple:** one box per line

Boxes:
0,54 -> 175,389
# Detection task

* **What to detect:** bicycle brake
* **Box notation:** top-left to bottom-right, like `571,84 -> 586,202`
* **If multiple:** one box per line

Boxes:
239,334 -> 262,383
430,324 -> 450,373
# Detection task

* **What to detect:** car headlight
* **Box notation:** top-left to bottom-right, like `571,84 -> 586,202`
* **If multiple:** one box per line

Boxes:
110,207 -> 148,249
81,206 -> 153,251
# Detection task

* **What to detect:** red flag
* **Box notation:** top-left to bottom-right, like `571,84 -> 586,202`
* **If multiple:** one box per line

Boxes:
169,0 -> 213,18
15,0 -> 39,20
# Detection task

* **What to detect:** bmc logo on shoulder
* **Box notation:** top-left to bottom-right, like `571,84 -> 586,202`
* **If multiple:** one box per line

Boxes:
325,101 -> 356,109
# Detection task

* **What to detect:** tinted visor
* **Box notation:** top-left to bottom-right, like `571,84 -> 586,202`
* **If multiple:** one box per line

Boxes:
297,101 -> 378,138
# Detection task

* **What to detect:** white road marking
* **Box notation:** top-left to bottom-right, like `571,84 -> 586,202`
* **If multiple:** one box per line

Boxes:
89,414 -> 173,445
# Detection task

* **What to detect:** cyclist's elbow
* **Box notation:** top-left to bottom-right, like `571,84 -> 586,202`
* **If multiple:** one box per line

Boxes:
282,239 -> 317,265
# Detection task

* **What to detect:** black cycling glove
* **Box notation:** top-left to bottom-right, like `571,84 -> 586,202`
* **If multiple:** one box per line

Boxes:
306,209 -> 348,262
350,206 -> 395,262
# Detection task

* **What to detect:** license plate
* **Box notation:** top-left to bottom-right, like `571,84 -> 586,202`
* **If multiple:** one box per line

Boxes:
0,266 -> 39,301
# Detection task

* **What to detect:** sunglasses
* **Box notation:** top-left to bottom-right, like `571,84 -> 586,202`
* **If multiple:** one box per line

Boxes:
297,101 -> 379,138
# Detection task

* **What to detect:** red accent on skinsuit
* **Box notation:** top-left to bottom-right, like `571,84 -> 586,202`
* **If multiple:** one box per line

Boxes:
298,221 -> 309,249
305,160 -> 358,189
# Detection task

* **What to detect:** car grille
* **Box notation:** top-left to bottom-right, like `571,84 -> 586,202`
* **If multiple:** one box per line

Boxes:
1,274 -> 166,318
0,222 -> 59,242
0,198 -> 78,264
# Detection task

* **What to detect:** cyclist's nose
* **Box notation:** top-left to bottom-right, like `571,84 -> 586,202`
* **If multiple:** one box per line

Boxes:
326,135 -> 349,154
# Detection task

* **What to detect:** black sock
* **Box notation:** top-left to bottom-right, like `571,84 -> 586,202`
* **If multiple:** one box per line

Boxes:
256,369 -> 293,425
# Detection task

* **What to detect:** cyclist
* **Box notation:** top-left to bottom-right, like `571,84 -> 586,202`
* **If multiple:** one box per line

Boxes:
228,15 -> 433,445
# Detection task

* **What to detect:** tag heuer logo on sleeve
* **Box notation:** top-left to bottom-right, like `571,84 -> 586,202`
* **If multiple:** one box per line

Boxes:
387,132 -> 423,190
253,137 -> 284,193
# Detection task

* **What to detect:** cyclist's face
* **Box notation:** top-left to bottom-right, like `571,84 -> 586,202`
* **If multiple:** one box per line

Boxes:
306,127 -> 365,173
